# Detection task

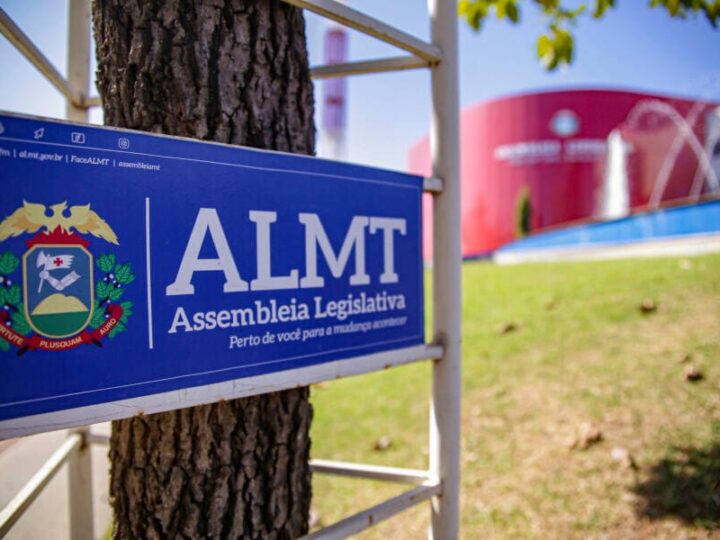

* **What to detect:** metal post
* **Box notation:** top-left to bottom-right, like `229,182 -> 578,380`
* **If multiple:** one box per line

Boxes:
428,0 -> 460,538
65,0 -> 92,122
68,428 -> 94,540
67,1 -> 95,538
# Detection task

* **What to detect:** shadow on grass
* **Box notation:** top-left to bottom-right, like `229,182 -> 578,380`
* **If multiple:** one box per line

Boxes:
633,443 -> 720,529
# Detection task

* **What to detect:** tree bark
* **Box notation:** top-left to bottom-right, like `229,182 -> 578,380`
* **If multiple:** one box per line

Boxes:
92,1 -> 315,537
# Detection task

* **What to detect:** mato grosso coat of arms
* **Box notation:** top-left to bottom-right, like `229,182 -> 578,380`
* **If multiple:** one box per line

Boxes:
0,201 -> 134,355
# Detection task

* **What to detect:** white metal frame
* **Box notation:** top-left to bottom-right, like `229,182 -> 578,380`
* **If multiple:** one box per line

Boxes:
0,0 -> 460,537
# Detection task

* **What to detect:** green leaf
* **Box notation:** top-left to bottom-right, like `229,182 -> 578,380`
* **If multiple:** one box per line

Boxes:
97,254 -> 116,273
537,33 -> 560,69
0,339 -> 9,353
537,33 -> 554,61
554,27 -> 573,65
0,252 -> 19,276
593,0 -> 615,18
120,301 -> 134,324
11,307 -> 31,335
537,25 -> 574,70
114,264 -> 135,285
6,285 -> 21,306
703,2 -> 719,27
459,0 -> 488,30
666,0 -> 681,16
496,0 -> 509,19
90,301 -> 105,329
96,280 -> 112,299
460,0 -> 718,70
108,321 -> 126,339
506,1 -> 519,22
108,287 -> 124,302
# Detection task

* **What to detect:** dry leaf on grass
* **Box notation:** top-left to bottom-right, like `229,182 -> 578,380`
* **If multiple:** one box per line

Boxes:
309,509 -> 322,529
374,435 -> 392,451
684,365 -> 704,382
639,298 -> 657,314
567,422 -> 603,450
611,446 -> 637,470
496,321 -> 518,334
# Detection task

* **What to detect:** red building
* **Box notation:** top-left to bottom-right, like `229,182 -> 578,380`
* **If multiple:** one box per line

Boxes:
408,89 -> 720,258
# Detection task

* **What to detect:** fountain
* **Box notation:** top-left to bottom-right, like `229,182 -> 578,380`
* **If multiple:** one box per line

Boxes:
624,100 -> 720,208
689,106 -> 720,198
496,90 -> 720,264
599,129 -> 631,220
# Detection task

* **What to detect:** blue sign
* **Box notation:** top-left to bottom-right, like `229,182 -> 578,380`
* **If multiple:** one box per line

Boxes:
0,113 -> 423,423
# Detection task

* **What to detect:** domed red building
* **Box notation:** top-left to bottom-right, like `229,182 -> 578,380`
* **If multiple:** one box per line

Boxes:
408,89 -> 720,259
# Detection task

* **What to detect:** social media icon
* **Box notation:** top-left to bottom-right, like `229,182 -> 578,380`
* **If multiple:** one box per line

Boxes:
71,132 -> 85,144
118,137 -> 130,150
34,128 -> 44,140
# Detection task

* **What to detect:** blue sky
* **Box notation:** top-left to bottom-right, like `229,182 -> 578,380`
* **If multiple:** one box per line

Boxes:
1,1 -> 719,170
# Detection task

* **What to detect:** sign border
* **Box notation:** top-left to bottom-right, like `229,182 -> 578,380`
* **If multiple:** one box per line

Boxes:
0,111 -> 426,434
0,343 -> 441,439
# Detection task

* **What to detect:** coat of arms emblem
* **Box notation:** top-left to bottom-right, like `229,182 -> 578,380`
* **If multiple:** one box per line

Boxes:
0,201 -> 134,354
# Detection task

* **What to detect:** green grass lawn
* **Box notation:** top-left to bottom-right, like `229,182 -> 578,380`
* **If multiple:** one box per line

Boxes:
309,254 -> 720,539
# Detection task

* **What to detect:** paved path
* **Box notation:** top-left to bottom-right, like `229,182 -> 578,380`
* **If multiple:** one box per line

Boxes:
0,424 -> 112,539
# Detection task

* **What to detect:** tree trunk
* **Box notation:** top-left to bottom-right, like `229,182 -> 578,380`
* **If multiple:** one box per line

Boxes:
92,1 -> 315,537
